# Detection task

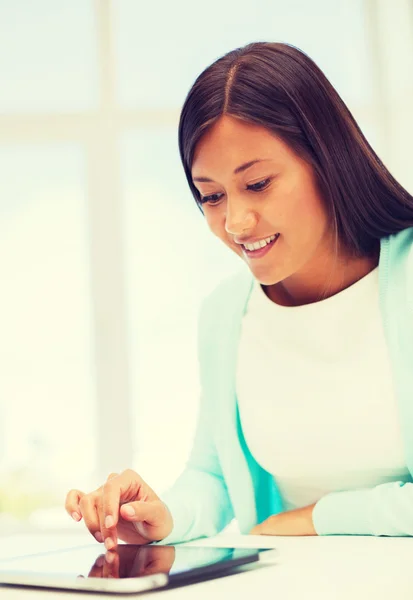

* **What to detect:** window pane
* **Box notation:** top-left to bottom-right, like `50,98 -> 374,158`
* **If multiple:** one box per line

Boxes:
121,128 -> 240,491
114,0 -> 373,110
0,0 -> 98,113
0,143 -> 96,522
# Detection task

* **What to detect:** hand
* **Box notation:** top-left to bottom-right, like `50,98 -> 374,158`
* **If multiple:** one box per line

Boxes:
250,504 -> 317,536
65,469 -> 173,549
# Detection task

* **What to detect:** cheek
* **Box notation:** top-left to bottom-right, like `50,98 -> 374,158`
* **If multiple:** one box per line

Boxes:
204,209 -> 227,241
283,183 -> 328,239
301,197 -> 329,241
203,210 -> 220,236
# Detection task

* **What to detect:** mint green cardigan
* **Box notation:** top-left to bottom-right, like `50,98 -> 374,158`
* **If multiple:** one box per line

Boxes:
161,227 -> 413,542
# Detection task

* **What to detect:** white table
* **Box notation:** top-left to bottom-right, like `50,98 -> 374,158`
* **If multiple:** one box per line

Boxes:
0,532 -> 411,599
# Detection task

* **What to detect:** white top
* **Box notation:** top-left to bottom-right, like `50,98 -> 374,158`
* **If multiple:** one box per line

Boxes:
237,267 -> 411,510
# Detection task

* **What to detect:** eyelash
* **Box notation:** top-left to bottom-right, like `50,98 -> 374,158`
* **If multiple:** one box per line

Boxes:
199,177 -> 272,206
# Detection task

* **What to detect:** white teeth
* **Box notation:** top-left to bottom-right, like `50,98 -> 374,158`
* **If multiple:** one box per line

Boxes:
243,234 -> 278,252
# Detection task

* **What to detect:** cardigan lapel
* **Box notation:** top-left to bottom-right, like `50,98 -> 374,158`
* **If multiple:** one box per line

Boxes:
379,229 -> 413,474
210,269 -> 260,532
210,269 -> 283,531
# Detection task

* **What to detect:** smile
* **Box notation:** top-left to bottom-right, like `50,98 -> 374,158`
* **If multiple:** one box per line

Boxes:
241,233 -> 280,258
242,234 -> 278,251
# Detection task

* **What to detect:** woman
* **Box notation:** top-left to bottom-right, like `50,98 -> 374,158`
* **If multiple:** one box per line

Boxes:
65,42 -> 413,551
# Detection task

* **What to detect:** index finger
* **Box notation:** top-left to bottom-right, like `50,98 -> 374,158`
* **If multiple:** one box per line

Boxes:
98,473 -> 119,548
101,469 -> 144,548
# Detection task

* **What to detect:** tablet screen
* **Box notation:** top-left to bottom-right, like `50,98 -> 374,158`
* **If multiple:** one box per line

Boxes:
0,544 -> 264,594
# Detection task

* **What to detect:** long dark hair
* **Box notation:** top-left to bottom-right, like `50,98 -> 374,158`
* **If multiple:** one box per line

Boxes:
178,42 -> 413,258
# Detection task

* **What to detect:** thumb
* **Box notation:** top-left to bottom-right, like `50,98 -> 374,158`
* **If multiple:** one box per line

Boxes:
120,499 -> 166,526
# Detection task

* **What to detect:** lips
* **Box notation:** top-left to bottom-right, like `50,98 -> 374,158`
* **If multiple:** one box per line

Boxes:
242,233 -> 278,252
242,233 -> 280,259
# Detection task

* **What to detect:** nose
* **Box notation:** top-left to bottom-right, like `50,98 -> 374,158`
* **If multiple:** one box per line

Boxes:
224,197 -> 258,236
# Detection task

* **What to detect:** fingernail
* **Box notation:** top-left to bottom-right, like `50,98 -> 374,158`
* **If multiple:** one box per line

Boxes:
95,532 -> 103,543
123,505 -> 135,516
105,551 -> 115,564
72,512 -> 81,522
105,515 -> 114,528
105,537 -> 115,550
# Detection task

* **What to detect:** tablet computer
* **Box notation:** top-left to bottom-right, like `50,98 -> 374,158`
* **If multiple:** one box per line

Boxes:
0,543 -> 275,594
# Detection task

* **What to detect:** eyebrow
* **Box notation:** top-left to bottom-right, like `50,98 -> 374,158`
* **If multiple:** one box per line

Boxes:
192,159 -> 271,183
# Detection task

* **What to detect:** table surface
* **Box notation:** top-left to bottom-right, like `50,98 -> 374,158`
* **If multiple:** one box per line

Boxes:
0,531 -> 411,599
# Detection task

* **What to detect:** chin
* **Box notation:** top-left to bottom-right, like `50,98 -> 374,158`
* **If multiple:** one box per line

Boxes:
250,268 -> 283,286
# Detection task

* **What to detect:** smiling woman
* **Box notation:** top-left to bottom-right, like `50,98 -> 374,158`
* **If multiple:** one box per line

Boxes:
182,43 -> 413,305
67,42 -> 413,547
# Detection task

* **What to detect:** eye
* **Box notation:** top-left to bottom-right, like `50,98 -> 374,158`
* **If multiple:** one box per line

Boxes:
247,178 -> 272,192
198,192 -> 224,206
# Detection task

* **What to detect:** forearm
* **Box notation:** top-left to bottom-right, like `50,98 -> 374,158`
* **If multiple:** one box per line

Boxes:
251,480 -> 413,538
313,481 -> 413,537
159,468 -> 233,544
250,503 -> 317,536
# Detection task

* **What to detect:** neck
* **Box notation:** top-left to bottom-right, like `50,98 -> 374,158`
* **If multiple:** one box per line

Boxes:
264,245 -> 380,307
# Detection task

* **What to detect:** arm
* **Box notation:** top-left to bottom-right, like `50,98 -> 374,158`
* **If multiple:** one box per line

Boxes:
251,481 -> 413,537
313,481 -> 413,536
159,391 -> 234,544
159,296 -> 234,545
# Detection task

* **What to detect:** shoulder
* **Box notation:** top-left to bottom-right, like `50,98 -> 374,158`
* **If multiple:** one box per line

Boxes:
201,268 -> 253,314
385,227 -> 413,287
386,226 -> 413,259
380,227 -> 413,310
198,267 -> 253,341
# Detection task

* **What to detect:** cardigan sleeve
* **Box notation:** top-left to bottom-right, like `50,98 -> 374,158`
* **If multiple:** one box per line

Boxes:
158,390 -> 234,544
313,480 -> 413,536
157,297 -> 234,545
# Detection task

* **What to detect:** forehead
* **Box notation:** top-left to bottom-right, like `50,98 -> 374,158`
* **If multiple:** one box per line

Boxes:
191,115 -> 291,177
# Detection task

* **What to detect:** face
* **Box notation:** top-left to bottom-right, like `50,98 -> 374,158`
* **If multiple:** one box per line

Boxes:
191,115 -> 335,290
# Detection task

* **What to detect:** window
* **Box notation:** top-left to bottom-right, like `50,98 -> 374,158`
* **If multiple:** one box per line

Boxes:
0,143 -> 96,523
0,0 -> 98,113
